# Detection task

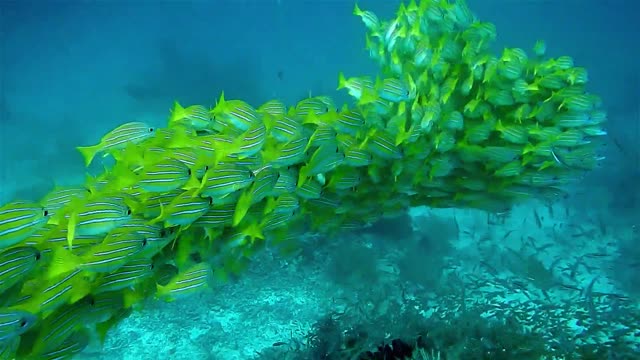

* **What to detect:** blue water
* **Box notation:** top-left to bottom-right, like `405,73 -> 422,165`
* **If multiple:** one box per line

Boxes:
1,0 -> 639,359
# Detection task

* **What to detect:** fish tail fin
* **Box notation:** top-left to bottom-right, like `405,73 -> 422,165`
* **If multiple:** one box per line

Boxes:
358,88 -> 378,106
296,167 -> 308,189
169,100 -> 185,123
76,144 -> 100,167
353,3 -> 362,16
123,287 -> 146,308
233,191 -> 252,227
47,247 -> 80,279
241,221 -> 264,242
523,143 -> 536,155
337,72 -> 347,90
148,201 -> 165,225
264,197 -> 277,215
155,284 -> 173,302
183,170 -> 203,194
66,213 -> 77,249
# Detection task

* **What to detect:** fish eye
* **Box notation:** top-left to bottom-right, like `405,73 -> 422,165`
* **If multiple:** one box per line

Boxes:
150,264 -> 155,270
142,238 -> 148,247
20,319 -> 28,327
126,209 -> 132,215
43,210 -> 49,216
148,128 -> 154,132
335,147 -> 339,153
208,197 -> 214,205
204,165 -> 210,171
35,252 -> 41,261
187,169 -> 192,176
159,229 -> 167,237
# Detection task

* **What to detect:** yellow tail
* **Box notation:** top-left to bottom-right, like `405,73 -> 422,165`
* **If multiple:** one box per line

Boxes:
76,144 -> 100,167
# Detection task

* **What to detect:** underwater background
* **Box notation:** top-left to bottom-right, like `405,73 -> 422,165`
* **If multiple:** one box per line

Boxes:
0,0 -> 639,359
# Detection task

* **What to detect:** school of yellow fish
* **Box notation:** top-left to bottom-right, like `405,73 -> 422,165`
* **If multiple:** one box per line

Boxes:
0,1 -> 607,358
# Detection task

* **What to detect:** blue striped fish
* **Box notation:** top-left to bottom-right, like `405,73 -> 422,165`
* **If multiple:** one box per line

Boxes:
0,336 -> 19,359
0,201 -> 50,249
141,189 -> 182,218
270,169 -> 297,196
29,226 -> 103,257
39,186 -> 91,218
232,166 -> 279,226
0,309 -> 37,342
151,190 -> 211,227
327,167 -> 362,190
192,204 -> 235,229
168,102 -> 212,131
249,166 -> 279,205
261,209 -> 297,232
0,246 -> 42,294
307,192 -> 341,211
156,262 -> 213,302
264,193 -> 299,215
76,121 -> 156,167
337,72 -> 377,104
30,297 -> 92,354
63,196 -> 133,249
232,122 -> 267,159
362,129 -> 403,159
343,145 -> 373,167
18,223 -> 55,248
48,230 -> 149,278
135,226 -> 177,259
257,99 -> 286,117
113,218 -> 162,239
262,136 -> 308,168
335,108 -> 365,137
211,93 -> 259,131
169,147 -> 209,178
94,259 -> 154,293
298,143 -> 345,187
83,292 -> 125,324
305,125 -> 337,151
13,269 -> 90,318
269,116 -> 303,143
354,3 -> 380,31
190,164 -> 255,199
218,152 -> 264,171
375,77 -> 416,102
295,178 -> 323,200
135,158 -> 192,193
110,218 -> 166,253
30,329 -> 90,360
296,97 -> 334,117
